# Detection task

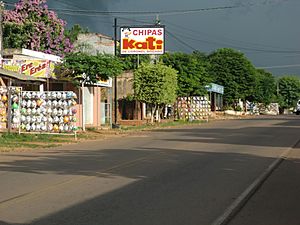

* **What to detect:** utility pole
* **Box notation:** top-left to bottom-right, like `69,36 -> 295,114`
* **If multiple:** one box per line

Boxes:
113,17 -> 118,127
0,1 -> 4,60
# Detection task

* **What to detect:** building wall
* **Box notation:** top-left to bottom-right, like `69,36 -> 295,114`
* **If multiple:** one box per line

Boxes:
75,33 -> 115,55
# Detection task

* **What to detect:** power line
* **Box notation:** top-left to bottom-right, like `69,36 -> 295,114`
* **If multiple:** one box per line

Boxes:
167,29 -> 300,54
257,64 -> 300,69
163,19 -> 298,53
165,31 -> 197,52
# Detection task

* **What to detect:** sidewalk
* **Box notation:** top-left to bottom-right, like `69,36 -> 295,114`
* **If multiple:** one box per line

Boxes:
228,147 -> 300,225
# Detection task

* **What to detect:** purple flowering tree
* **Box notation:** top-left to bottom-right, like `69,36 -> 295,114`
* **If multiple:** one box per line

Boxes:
3,0 -> 73,56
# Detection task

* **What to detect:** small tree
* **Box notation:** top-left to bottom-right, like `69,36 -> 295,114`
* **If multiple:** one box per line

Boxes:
277,76 -> 300,109
161,52 -> 211,97
208,48 -> 256,108
58,52 -> 123,86
134,63 -> 178,123
252,69 -> 276,105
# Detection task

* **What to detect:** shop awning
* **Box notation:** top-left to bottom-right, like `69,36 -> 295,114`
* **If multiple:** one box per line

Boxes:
0,68 -> 46,82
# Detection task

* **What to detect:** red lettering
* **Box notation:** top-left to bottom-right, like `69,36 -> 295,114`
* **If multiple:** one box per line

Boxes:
135,42 -> 147,49
122,37 -> 164,51
123,39 -> 135,49
146,37 -> 156,50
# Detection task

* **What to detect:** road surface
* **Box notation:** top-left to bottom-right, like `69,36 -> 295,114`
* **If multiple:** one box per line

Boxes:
0,115 -> 299,225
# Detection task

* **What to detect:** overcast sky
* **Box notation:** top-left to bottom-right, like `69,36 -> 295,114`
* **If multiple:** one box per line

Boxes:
8,0 -> 300,76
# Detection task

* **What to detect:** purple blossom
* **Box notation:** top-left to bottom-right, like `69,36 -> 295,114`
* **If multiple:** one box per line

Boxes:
3,0 -> 74,56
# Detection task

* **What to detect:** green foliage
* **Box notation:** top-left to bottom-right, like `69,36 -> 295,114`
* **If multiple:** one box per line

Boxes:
64,24 -> 89,44
58,52 -> 123,86
134,63 -> 178,105
3,0 -> 73,55
161,51 -> 211,97
252,69 -> 276,105
120,54 -> 151,71
277,76 -> 300,108
208,48 -> 256,105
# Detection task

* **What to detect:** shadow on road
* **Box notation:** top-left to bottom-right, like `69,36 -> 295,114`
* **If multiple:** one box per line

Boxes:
1,116 -> 300,225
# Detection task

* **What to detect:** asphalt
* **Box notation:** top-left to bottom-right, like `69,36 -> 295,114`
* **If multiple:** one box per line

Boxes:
227,143 -> 300,225
0,116 -> 300,225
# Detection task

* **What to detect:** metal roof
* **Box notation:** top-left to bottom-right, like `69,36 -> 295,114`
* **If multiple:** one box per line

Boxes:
0,68 -> 46,82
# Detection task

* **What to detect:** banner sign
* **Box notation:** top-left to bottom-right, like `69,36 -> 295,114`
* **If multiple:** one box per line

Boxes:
120,26 -> 165,55
206,83 -> 224,95
2,59 -> 56,78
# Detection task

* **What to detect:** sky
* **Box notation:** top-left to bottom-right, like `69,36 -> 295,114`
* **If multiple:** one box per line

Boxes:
6,0 -> 300,76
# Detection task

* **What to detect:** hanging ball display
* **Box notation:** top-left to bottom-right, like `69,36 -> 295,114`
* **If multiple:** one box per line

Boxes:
21,108 -> 26,115
36,108 -> 41,115
52,100 -> 58,107
48,116 -> 53,123
21,124 -> 26,130
36,116 -> 42,123
13,95 -> 19,102
41,124 -> 47,131
63,109 -> 68,116
32,108 -> 37,115
62,92 -> 67,100
31,124 -> 36,131
57,109 -> 63,116
54,116 -> 60,123
53,124 -> 59,132
31,92 -> 37,99
36,124 -> 41,131
47,108 -> 52,114
58,100 -> 63,107
36,99 -> 43,107
64,124 -> 69,132
48,124 -> 53,131
59,125 -> 64,132
46,100 -> 52,107
26,124 -> 31,131
52,108 -> 58,116
41,93 -> 46,100
63,116 -> 70,123
2,95 -> 8,102
21,100 -> 27,108
52,92 -> 57,99
12,117 -> 18,124
57,92 -> 62,99
42,116 -> 47,123
26,100 -> 32,108
31,100 -> 37,108
12,102 -> 19,110
21,115 -> 26,123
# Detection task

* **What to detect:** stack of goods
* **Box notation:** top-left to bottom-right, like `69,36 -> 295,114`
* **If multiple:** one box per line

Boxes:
177,96 -> 211,120
20,91 -> 78,133
9,87 -> 22,130
0,87 -> 8,129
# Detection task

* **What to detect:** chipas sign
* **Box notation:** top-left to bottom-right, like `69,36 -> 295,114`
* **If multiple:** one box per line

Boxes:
120,26 -> 165,55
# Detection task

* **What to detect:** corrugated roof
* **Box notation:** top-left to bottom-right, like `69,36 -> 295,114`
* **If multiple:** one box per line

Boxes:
0,68 -> 46,82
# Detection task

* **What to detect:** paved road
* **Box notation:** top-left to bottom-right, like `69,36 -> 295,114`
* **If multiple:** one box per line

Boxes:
0,115 -> 299,225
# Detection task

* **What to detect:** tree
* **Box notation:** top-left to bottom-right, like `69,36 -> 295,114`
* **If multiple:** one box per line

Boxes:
161,52 -> 211,97
277,76 -> 300,109
252,69 -> 276,105
208,48 -> 256,107
134,63 -> 178,123
3,0 -> 73,56
58,52 -> 123,86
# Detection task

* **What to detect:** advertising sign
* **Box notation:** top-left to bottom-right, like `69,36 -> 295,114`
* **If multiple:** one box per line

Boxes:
2,59 -> 56,78
120,26 -> 165,55
206,83 -> 224,95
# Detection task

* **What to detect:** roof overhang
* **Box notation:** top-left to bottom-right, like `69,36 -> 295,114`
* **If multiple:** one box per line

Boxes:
0,68 -> 46,82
